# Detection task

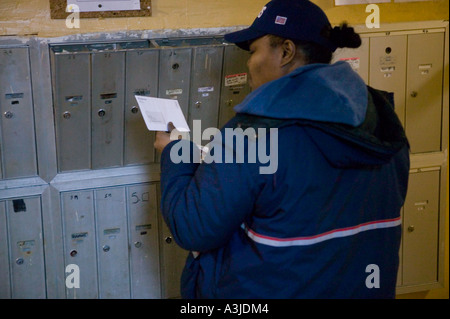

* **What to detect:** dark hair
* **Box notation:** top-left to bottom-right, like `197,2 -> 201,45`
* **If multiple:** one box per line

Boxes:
268,22 -> 361,64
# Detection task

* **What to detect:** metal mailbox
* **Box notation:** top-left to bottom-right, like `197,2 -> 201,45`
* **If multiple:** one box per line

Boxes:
0,201 -> 9,298
405,32 -> 444,153
188,45 -> 224,136
91,50 -> 126,169
158,47 -> 192,121
369,35 -> 408,127
95,187 -> 130,299
402,169 -> 440,286
0,197 -> 46,298
219,45 -> 251,128
332,37 -> 369,84
127,183 -> 161,298
61,190 -> 98,298
52,50 -> 91,172
159,220 -> 189,299
0,47 -> 38,179
125,49 -> 160,165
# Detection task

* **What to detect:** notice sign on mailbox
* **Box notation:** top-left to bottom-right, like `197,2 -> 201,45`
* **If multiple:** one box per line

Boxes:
134,96 -> 190,132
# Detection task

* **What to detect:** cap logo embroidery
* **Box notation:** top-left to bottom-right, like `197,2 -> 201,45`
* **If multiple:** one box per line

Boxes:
275,16 -> 287,25
257,6 -> 267,18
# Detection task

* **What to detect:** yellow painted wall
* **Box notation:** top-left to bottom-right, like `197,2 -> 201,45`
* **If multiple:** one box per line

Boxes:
0,0 -> 448,37
0,0 -> 448,299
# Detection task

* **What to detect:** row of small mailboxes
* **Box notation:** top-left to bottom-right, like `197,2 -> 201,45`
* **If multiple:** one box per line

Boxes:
0,183 -> 185,299
50,36 -> 226,52
52,38 -> 250,173
0,38 -> 251,179
0,31 -> 446,180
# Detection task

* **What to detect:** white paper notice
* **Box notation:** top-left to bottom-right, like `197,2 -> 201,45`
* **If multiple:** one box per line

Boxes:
67,0 -> 141,13
134,96 -> 190,132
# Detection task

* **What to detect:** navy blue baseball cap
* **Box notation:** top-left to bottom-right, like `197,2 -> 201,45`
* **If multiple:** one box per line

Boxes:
224,0 -> 337,52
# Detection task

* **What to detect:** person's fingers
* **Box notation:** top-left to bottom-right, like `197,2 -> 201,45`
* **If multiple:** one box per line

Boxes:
167,122 -> 175,132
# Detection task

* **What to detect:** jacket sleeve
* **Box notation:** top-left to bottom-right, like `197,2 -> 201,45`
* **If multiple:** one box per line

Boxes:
159,138 -> 263,252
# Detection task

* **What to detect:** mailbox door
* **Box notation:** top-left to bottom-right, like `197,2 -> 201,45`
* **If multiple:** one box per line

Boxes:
219,45 -> 251,128
402,169 -> 440,285
127,183 -> 161,298
405,33 -> 444,153
159,220 -> 189,299
0,201 -> 9,298
95,187 -> 130,298
7,197 -> 46,298
158,48 -> 192,120
61,190 -> 98,298
369,35 -> 407,126
52,52 -> 91,172
125,49 -> 159,165
332,37 -> 369,84
188,46 -> 224,137
91,51 -> 125,169
0,47 -> 37,178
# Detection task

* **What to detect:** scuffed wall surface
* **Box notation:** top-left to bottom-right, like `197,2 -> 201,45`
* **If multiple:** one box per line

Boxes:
0,0 -> 267,37
0,0 -> 448,37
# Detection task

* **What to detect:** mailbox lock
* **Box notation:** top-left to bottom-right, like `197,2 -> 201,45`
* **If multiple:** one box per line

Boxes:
15,258 -> 24,265
195,101 -> 202,108
165,236 -> 173,244
102,245 -> 110,252
70,249 -> 78,257
4,111 -> 13,119
134,241 -> 142,248
98,109 -> 106,117
131,106 -> 139,114
172,63 -> 180,70
407,225 -> 415,232
63,111 -> 71,119
410,91 -> 418,98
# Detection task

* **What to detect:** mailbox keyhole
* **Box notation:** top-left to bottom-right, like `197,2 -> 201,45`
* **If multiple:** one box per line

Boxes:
385,47 -> 392,54
172,63 -> 180,70
3,111 -> 13,119
98,109 -> 106,117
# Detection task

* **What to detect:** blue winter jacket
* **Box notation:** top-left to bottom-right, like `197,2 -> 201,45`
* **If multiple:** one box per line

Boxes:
159,61 -> 410,298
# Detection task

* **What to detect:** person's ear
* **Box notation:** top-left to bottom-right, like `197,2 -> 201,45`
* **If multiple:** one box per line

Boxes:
280,39 -> 297,67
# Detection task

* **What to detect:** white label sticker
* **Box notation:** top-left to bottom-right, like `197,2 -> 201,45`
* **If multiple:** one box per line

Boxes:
166,89 -> 183,96
198,86 -> 214,93
225,73 -> 248,87
418,64 -> 432,70
340,57 -> 360,71
379,56 -> 396,66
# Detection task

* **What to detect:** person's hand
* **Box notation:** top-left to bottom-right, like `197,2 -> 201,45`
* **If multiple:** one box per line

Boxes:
154,122 -> 183,153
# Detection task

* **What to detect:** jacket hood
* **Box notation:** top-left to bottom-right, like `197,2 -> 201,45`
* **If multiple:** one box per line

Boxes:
234,61 -> 368,127
232,62 -> 409,169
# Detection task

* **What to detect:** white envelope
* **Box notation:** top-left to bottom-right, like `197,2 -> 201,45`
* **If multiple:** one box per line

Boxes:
134,96 -> 190,132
